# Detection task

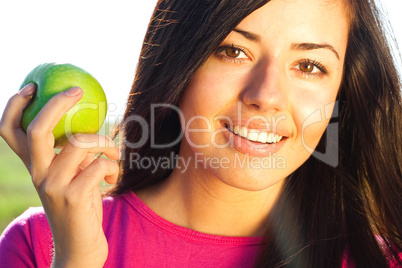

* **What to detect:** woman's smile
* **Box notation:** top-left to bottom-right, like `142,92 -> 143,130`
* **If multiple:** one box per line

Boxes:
178,0 -> 349,191
220,118 -> 290,157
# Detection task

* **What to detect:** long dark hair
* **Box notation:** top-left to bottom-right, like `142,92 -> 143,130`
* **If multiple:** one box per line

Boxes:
111,0 -> 269,191
110,0 -> 402,267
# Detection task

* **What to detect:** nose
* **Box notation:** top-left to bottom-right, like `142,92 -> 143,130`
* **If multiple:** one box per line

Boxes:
241,58 -> 288,113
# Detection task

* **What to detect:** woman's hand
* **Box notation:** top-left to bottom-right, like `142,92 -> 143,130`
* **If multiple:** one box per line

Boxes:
0,83 -> 119,267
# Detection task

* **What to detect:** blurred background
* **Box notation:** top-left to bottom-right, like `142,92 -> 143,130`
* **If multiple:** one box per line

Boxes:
0,0 -> 401,233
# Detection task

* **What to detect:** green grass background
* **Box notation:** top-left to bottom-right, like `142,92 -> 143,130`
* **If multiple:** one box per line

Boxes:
0,137 -> 41,234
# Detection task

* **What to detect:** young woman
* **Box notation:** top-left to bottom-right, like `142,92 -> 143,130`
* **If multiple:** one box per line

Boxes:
0,0 -> 401,267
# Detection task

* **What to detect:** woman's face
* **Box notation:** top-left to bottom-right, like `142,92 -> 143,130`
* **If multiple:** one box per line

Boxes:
179,0 -> 350,191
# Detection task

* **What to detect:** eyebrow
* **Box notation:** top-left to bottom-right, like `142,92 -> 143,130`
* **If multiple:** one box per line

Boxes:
232,28 -> 340,60
291,43 -> 340,60
233,28 -> 262,43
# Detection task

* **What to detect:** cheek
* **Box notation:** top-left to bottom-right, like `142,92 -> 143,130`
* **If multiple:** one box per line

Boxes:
300,117 -> 330,152
290,84 -> 338,149
180,63 -> 247,126
182,72 -> 229,113
184,59 -> 250,107
179,73 -> 226,148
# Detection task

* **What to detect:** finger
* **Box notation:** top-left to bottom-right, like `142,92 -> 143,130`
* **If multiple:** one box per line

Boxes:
27,87 -> 83,175
79,153 -> 97,171
69,153 -> 96,178
46,134 -> 119,187
0,83 -> 36,131
69,158 -> 119,196
0,83 -> 36,166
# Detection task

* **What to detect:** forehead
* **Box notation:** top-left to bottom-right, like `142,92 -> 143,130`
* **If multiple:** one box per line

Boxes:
236,0 -> 350,53
241,0 -> 350,25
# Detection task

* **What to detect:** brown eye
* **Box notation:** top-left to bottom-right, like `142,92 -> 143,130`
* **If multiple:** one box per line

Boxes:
215,44 -> 249,63
226,47 -> 241,58
300,62 -> 314,72
293,59 -> 328,78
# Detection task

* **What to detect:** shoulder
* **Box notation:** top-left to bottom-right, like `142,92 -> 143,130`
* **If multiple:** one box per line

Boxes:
0,195 -> 135,267
0,207 -> 50,241
0,193 -> 134,241
101,192 -> 137,219
101,191 -> 146,231
0,193 -> 137,241
0,207 -> 53,267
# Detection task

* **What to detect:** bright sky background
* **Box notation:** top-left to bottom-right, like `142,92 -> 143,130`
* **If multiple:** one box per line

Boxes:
0,0 -> 401,122
0,0 -> 158,121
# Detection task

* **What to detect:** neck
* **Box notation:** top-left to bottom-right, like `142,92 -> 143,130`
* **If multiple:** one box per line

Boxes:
136,146 -> 285,237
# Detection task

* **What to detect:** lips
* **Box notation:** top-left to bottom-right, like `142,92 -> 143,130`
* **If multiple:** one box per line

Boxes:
220,119 -> 290,157
225,124 -> 283,144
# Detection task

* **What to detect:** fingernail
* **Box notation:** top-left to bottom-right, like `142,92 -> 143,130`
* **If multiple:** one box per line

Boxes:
18,83 -> 35,95
63,87 -> 82,97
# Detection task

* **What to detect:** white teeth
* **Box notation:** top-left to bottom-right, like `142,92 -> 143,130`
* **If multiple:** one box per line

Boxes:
247,130 -> 259,142
275,135 -> 282,143
233,125 -> 240,135
227,125 -> 284,144
240,126 -> 248,138
257,132 -> 268,143
267,133 -> 274,143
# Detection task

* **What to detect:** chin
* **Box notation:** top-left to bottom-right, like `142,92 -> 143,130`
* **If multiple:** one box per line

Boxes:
207,163 -> 290,192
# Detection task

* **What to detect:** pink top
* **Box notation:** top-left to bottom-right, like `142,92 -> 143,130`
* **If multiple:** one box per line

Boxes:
0,192 -> 400,267
0,192 -> 263,267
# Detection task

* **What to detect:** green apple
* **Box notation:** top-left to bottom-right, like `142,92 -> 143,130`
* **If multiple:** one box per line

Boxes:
20,63 -> 107,147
